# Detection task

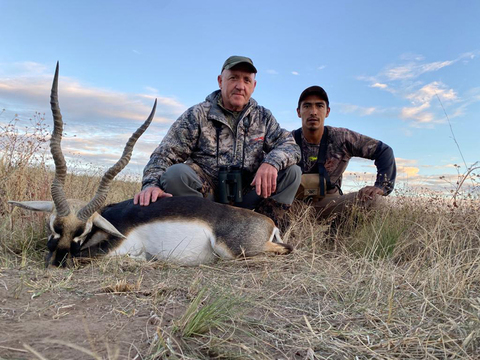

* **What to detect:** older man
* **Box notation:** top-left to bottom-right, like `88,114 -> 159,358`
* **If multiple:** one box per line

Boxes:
294,85 -> 396,218
134,56 -> 301,228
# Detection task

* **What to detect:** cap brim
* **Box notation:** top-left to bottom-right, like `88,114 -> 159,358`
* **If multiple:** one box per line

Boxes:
224,61 -> 257,73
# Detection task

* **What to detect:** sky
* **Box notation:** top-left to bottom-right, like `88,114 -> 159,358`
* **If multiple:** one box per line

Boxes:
1,0 -> 479,195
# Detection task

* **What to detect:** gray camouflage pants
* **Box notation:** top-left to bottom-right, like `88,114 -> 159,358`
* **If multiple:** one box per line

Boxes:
160,163 -> 301,208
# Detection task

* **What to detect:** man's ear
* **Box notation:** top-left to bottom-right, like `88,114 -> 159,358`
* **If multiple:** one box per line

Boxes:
217,74 -> 222,88
297,108 -> 301,118
326,107 -> 331,118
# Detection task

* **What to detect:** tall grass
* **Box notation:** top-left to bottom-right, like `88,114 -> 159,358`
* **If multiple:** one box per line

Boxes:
0,112 -> 139,267
1,114 -> 479,358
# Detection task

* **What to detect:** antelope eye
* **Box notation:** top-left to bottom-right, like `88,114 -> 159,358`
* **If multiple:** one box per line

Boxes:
73,227 -> 85,240
47,236 -> 59,252
52,222 -> 63,235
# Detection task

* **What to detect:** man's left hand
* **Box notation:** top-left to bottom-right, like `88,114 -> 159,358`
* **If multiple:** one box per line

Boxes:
251,163 -> 278,198
358,186 -> 384,201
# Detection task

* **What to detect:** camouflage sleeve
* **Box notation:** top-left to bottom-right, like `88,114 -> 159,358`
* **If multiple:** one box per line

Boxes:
262,109 -> 301,170
141,107 -> 201,189
373,142 -> 396,195
342,129 -> 396,195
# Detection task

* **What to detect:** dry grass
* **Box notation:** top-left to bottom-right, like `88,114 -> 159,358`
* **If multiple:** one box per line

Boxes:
1,116 -> 480,359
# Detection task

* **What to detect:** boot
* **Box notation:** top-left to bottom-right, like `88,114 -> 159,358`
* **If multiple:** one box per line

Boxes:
255,198 -> 291,233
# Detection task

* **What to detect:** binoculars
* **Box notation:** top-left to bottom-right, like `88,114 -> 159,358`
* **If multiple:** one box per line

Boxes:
218,165 -> 243,204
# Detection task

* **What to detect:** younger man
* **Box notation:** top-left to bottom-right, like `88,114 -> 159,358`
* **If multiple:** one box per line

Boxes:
294,86 -> 396,218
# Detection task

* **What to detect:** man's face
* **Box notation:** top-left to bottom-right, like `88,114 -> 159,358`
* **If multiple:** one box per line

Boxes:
218,66 -> 256,112
297,95 -> 330,132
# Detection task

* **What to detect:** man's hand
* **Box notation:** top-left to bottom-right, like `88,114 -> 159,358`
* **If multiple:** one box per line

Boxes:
133,186 -> 172,206
358,186 -> 384,202
251,163 -> 278,198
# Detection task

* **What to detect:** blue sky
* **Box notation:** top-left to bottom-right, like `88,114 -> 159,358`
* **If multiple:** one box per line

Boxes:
1,0 -> 479,194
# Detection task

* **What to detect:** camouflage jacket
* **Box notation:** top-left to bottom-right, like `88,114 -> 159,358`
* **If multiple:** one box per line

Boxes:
294,126 -> 396,195
142,90 -> 300,192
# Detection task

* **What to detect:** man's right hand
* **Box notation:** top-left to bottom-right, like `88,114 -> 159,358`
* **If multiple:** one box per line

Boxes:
133,186 -> 172,206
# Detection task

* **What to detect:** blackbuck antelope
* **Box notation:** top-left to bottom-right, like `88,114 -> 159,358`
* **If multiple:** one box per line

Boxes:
9,63 -> 292,267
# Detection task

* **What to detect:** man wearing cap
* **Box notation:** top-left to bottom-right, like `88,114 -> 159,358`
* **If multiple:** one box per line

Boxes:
294,85 -> 396,218
134,56 -> 301,228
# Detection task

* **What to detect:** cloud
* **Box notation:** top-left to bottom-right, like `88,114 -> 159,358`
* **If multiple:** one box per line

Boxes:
343,51 -> 480,129
291,71 -> 299,76
337,103 -> 378,116
400,53 -> 425,61
0,61 -> 48,76
396,158 -> 418,166
0,63 -> 186,125
383,60 -> 455,81
450,87 -> 480,118
394,158 -> 420,177
0,61 -> 187,170
399,166 -> 420,177
359,55 -> 457,89
59,130 -> 160,169
317,65 -> 326,70
343,156 -> 478,194
390,159 -> 473,192
358,52 -> 476,128
406,81 -> 457,105
399,81 -> 456,126
145,86 -> 159,93
370,52 -> 479,85
335,156 -> 469,193
370,83 -> 388,89
266,69 -> 278,75
400,103 -> 432,122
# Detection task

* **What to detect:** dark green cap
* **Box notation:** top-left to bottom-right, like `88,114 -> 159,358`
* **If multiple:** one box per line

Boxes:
221,55 -> 257,73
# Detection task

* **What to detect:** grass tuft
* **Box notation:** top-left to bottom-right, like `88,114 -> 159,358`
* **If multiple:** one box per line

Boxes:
173,287 -> 243,338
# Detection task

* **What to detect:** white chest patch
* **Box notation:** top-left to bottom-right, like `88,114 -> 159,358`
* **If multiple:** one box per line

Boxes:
109,220 -> 218,266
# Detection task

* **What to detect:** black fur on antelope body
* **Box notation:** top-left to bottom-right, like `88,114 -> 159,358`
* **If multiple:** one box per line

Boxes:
77,196 -> 292,262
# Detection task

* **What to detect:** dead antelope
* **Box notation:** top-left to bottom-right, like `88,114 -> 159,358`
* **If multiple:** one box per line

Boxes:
9,63 -> 292,267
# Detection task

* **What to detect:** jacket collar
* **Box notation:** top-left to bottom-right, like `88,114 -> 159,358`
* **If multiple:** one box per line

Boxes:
206,90 -> 257,126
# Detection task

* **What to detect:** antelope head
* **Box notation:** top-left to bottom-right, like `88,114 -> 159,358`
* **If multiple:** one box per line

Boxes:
9,63 -> 156,267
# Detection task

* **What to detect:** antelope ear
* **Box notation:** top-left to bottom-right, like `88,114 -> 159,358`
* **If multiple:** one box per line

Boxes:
80,229 -> 108,250
91,213 -> 126,239
8,201 -> 55,213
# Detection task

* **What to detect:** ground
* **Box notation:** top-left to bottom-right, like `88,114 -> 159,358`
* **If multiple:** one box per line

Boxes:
2,200 -> 480,359
1,245 -> 479,360
1,256 -> 313,360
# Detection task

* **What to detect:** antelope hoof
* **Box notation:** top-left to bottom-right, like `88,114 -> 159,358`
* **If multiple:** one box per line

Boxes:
265,242 -> 293,255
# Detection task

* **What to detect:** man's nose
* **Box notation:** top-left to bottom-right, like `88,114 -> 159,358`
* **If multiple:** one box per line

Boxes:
235,81 -> 245,90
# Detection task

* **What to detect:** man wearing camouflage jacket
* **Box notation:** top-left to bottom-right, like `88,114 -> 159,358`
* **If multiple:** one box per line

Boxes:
134,56 -> 301,228
294,86 -> 396,218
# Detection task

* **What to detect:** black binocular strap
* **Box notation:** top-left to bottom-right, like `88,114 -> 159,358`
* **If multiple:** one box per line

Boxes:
294,127 -> 333,196
214,121 -> 222,167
